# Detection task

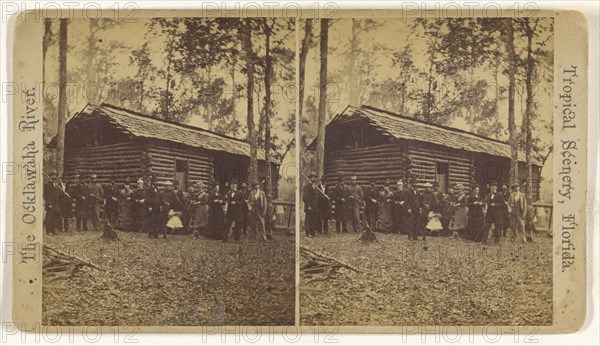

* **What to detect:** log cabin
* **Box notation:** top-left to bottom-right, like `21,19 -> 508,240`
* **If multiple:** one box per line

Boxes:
315,105 -> 543,200
60,103 -> 280,196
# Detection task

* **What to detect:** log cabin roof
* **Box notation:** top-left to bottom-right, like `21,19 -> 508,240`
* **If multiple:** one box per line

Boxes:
71,103 -> 275,162
326,105 -> 540,165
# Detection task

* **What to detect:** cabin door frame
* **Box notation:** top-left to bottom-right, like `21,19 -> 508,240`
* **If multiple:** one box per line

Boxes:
435,161 -> 449,193
175,158 -> 189,191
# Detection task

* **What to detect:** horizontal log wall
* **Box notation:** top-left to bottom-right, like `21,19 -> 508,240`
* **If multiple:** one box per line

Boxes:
407,142 -> 474,191
146,140 -> 213,189
64,141 -> 144,185
324,143 -> 406,188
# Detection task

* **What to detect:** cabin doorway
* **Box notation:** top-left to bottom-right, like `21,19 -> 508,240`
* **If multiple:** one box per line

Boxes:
175,159 -> 189,191
436,162 -> 449,193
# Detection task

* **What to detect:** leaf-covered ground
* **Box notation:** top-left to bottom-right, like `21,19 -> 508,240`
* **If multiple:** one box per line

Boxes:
43,228 -> 295,326
300,232 -> 552,326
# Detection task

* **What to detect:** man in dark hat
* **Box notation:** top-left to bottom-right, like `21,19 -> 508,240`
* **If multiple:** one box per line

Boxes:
330,177 -> 349,233
363,178 -> 379,229
302,173 -> 319,238
317,177 -> 330,234
347,175 -> 364,233
481,180 -> 506,244
71,174 -> 87,231
86,174 -> 104,231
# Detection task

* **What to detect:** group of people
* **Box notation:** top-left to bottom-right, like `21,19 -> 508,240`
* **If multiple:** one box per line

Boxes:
44,173 -> 274,242
44,173 -> 106,234
303,174 -> 536,244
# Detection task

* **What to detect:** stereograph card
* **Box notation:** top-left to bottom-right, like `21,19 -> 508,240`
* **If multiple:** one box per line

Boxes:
5,4 -> 591,337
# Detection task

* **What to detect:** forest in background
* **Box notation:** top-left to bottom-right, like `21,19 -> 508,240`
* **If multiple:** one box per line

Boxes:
42,17 -> 296,200
300,18 -> 554,201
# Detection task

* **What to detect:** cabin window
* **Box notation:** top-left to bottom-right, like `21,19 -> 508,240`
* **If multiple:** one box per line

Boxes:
175,159 -> 189,191
436,162 -> 449,193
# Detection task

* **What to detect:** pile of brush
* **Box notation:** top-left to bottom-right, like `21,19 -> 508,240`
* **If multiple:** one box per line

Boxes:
300,246 -> 361,278
43,245 -> 104,275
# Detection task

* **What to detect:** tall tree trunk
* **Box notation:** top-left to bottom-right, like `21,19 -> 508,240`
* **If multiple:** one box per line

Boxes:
204,66 -> 213,130
347,19 -> 359,105
86,19 -> 97,84
399,82 -> 406,115
43,19 -> 53,170
506,19 -> 518,186
316,19 -> 329,178
298,19 -> 312,126
56,19 -> 68,177
43,19 -> 52,79
523,18 -> 535,194
163,40 -> 174,119
263,19 -> 273,201
243,21 -> 257,184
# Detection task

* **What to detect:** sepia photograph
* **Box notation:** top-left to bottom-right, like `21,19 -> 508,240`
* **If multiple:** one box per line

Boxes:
39,16 -> 296,326
5,4 -> 593,338
299,17 -> 555,325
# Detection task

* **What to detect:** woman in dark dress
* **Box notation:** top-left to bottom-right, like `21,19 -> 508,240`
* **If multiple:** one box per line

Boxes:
376,182 -> 395,232
206,183 -> 226,240
466,185 -> 485,241
116,183 -> 134,231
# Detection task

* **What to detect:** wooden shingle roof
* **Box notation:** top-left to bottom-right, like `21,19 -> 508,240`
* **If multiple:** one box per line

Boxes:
74,103 -> 272,161
330,105 -> 538,164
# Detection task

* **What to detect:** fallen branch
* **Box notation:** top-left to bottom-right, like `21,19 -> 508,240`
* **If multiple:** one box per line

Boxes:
300,246 -> 362,273
44,245 -> 105,271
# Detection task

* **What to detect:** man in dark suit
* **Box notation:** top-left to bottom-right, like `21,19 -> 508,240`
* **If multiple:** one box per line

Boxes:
239,182 -> 250,235
71,175 -> 87,231
145,176 -> 164,239
431,181 -> 443,212
43,173 -> 61,235
56,175 -> 72,232
85,174 -> 104,231
499,183 -> 510,237
481,181 -> 506,244
171,180 -> 185,211
363,178 -> 379,229
302,173 -> 319,238
223,181 -> 245,242
405,178 -> 421,240
330,177 -> 349,233
347,176 -> 363,233
104,178 -> 119,227
317,178 -> 331,234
